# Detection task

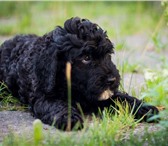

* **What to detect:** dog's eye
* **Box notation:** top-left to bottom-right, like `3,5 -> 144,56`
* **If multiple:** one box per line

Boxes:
82,55 -> 91,64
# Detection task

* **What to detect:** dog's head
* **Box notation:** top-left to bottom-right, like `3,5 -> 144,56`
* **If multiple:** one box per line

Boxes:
52,17 -> 120,102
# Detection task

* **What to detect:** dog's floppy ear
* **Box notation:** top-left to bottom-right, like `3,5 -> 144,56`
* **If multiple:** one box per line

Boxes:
52,20 -> 83,52
35,46 -> 58,94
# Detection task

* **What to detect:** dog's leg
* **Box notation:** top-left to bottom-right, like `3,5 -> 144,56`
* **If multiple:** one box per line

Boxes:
98,92 -> 159,122
32,98 -> 83,130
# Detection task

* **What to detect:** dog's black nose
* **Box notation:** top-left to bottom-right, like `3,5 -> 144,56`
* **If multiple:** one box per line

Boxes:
107,77 -> 116,85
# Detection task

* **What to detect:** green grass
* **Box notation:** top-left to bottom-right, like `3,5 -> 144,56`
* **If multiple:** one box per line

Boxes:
139,63 -> 168,126
141,69 -> 168,106
0,82 -> 27,111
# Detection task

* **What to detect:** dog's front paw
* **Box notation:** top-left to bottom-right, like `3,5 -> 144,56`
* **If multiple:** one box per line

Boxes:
56,111 -> 83,131
135,104 -> 159,123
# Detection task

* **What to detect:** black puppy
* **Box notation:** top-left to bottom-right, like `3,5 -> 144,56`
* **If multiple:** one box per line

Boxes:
0,17 -> 159,130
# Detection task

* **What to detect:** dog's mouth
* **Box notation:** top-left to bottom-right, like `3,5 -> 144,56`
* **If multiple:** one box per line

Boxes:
98,89 -> 113,101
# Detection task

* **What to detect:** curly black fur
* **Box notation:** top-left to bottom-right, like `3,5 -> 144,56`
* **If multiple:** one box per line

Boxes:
0,17 -> 159,130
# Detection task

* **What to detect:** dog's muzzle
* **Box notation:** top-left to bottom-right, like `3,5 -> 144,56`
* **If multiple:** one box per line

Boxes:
99,89 -> 113,101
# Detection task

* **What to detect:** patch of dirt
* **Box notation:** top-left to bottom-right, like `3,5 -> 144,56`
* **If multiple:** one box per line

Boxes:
123,73 -> 145,96
0,111 -> 34,141
123,123 -> 162,141
0,111 -> 59,142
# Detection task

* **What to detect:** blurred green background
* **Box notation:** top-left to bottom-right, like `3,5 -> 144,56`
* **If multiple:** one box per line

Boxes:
0,1 -> 167,75
0,1 -> 166,38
